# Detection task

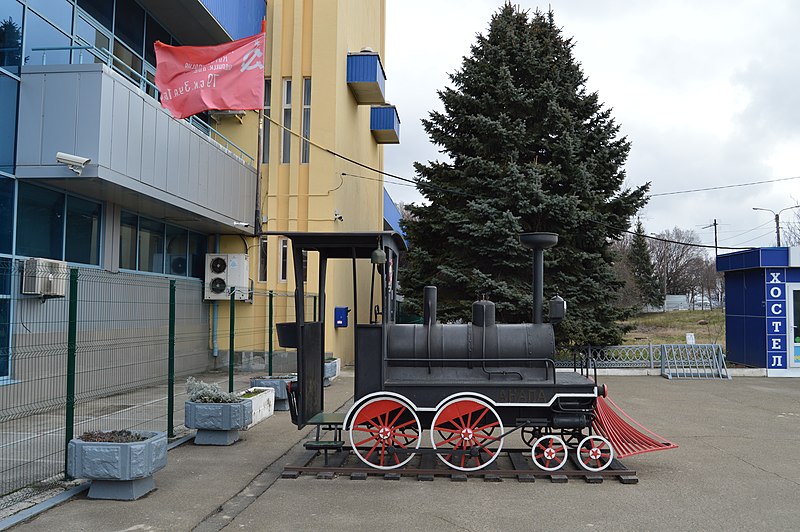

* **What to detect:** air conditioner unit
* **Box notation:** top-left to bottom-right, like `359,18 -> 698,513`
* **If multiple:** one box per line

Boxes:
21,258 -> 68,297
204,253 -> 249,301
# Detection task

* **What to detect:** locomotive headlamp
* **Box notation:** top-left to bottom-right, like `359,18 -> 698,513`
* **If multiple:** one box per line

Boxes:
371,248 -> 387,264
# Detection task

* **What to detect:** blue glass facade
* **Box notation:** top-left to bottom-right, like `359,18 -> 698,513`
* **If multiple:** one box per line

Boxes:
0,0 -> 258,379
200,0 -> 265,41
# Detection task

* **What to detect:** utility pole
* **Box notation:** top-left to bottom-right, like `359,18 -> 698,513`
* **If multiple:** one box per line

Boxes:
702,219 -> 718,257
753,205 -> 800,247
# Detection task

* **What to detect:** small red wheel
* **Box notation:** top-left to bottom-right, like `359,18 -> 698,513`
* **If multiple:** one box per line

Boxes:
348,396 -> 420,470
430,396 -> 504,472
531,434 -> 568,471
576,435 -> 614,472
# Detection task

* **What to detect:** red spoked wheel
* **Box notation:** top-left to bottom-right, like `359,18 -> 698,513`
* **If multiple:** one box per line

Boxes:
348,396 -> 421,470
430,397 -> 504,471
531,434 -> 568,471
576,435 -> 614,472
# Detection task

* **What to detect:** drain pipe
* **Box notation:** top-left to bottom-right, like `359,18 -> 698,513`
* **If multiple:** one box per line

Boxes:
212,234 -> 220,357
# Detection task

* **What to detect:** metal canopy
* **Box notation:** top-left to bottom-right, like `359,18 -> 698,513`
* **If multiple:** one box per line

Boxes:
263,231 -> 405,428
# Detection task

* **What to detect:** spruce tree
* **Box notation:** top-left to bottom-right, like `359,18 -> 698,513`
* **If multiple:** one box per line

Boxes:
401,5 -> 649,345
628,219 -> 664,309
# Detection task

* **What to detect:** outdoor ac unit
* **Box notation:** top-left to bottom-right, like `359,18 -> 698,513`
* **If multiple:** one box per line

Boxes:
204,253 -> 249,301
21,258 -> 68,297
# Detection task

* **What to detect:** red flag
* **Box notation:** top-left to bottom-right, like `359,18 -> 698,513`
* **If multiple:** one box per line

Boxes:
154,32 -> 265,119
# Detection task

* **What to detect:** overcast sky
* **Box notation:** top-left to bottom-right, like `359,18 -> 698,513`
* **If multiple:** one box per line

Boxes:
383,0 -> 800,250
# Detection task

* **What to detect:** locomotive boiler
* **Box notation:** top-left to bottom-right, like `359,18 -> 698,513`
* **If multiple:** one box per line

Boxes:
272,230 -> 614,473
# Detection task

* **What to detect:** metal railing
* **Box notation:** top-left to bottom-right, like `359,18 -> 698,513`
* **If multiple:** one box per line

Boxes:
0,261 -> 313,511
30,45 -> 255,166
556,344 -> 727,372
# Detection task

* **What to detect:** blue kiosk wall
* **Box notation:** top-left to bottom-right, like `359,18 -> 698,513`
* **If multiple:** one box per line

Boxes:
717,247 -> 800,377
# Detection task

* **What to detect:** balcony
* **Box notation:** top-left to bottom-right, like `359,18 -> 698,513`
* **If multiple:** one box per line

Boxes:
370,105 -> 400,144
15,61 -> 256,234
347,52 -> 386,105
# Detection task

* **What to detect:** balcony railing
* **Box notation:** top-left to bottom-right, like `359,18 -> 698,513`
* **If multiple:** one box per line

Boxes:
31,45 -> 254,167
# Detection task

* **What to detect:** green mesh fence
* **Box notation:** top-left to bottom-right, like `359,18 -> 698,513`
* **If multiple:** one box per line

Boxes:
0,259 -> 314,512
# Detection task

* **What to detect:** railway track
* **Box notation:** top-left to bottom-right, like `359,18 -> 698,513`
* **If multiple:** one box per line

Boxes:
282,448 -> 638,484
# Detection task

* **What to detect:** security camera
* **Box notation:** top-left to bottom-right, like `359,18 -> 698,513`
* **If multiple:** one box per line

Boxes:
56,152 -> 91,175
334,210 -> 344,222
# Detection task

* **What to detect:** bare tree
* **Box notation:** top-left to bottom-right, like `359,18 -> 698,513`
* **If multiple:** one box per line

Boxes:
783,206 -> 800,246
648,227 -> 707,298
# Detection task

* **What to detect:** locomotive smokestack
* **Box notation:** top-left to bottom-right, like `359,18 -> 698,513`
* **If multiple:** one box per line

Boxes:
519,232 -> 558,324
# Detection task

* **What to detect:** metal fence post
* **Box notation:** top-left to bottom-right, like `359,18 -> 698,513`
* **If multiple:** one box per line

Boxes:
268,291 -> 274,376
648,343 -> 654,369
229,290 -> 235,393
64,268 -> 78,478
168,280 -> 176,437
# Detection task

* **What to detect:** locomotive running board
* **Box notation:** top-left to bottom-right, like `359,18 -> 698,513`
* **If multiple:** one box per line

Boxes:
282,448 -> 638,484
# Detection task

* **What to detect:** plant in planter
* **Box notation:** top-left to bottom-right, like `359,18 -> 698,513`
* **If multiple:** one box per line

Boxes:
236,386 -> 275,428
249,375 -> 296,411
323,357 -> 340,387
67,429 -> 167,500
184,377 -> 252,445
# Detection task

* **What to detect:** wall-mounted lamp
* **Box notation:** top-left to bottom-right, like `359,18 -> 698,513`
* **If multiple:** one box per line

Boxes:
371,247 -> 386,264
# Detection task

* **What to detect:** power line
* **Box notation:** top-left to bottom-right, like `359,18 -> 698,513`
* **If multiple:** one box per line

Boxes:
266,116 -> 761,250
650,175 -> 800,197
729,229 -> 778,247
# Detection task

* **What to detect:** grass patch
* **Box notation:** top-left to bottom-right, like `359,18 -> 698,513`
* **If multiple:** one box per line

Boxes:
621,309 -> 725,347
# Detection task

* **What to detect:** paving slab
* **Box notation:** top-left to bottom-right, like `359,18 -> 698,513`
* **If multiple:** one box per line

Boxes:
10,374 -> 800,531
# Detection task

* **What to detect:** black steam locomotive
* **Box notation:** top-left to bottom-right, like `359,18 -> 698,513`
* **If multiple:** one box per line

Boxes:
273,231 -> 613,473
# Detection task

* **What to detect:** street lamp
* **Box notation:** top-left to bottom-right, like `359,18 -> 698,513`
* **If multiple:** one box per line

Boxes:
752,205 -> 800,246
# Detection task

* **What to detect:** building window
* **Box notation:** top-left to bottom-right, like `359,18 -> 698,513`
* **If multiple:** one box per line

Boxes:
23,11 -> 70,66
258,237 -> 267,282
14,183 -> 101,264
65,196 -> 101,265
262,79 -> 271,163
279,238 -> 288,282
0,74 -> 17,175
165,224 -> 187,275
138,218 -> 164,273
0,256 -> 10,378
119,212 -> 206,277
0,176 -> 13,254
0,0 -> 23,75
16,183 -> 64,261
119,211 -> 138,270
28,0 -> 73,35
301,78 -> 311,164
281,78 -> 291,164
114,0 -> 145,56
187,232 -> 206,278
77,0 -> 113,30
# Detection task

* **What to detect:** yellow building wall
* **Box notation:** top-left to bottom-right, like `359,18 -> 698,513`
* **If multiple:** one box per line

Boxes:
209,0 -> 388,366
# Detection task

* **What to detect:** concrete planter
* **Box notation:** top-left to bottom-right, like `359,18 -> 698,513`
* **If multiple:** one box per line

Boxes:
250,376 -> 296,411
185,400 -> 253,445
237,387 -> 275,428
67,431 -> 167,500
323,358 -> 340,387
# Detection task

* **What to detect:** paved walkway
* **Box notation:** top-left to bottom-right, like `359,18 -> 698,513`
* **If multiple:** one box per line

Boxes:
9,372 -> 800,531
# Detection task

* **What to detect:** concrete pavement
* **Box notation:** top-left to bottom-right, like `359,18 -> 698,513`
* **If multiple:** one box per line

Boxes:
10,372 -> 800,531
